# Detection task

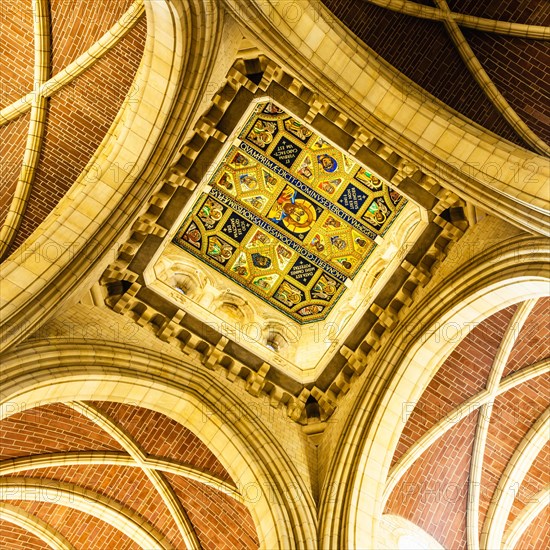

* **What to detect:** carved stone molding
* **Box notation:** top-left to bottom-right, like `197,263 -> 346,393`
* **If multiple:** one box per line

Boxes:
101,54 -> 467,424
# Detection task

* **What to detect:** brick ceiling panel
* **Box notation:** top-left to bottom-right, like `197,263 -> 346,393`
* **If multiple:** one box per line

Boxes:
0,0 -> 33,108
16,464 -> 186,549
392,304 -> 517,466
385,411 -> 479,550
50,0 -> 135,75
10,501 -> 139,549
447,0 -> 550,26
321,0 -> 525,147
507,440 -> 549,526
463,30 -> 550,145
0,403 -> 123,459
0,520 -> 50,549
7,16 -> 147,255
91,402 -> 232,482
0,113 -> 30,227
165,474 -> 259,549
479,376 -> 550,526
513,505 -> 550,550
504,297 -> 550,377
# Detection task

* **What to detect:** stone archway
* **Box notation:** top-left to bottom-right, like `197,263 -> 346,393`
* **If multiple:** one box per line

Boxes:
0,0 -> 222,353
0,336 -> 318,549
318,235 -> 549,549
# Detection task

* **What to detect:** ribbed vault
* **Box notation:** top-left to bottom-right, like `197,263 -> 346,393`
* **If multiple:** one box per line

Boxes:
384,297 -> 550,549
0,1 -> 548,549
322,0 -> 550,153
0,402 -> 259,549
0,0 -> 146,259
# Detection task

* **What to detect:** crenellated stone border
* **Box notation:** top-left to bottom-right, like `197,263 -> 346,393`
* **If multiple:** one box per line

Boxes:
101,54 -> 468,424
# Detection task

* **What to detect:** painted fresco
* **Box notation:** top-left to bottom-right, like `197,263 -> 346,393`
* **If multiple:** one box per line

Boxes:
174,101 -> 407,323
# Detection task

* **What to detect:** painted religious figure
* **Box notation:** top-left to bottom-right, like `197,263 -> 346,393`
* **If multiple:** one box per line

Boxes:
262,102 -> 284,115
239,173 -> 258,191
330,235 -> 347,251
310,233 -> 325,253
298,304 -> 324,316
363,197 -> 390,228
251,252 -> 272,269
284,118 -> 313,142
207,236 -> 233,263
242,195 -> 267,212
182,222 -> 201,249
253,274 -> 279,292
217,172 -> 235,193
323,216 -> 342,229
317,153 -> 338,173
388,187 -> 403,206
231,252 -> 249,277
317,178 -> 341,195
247,230 -> 271,248
336,257 -> 353,271
262,171 -> 277,192
267,185 -> 317,234
275,244 -> 293,269
297,156 -> 313,180
355,168 -> 382,190
312,275 -> 338,301
228,151 -> 249,168
274,281 -> 302,308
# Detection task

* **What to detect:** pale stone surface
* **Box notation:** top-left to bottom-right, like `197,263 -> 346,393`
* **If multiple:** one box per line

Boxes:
0,1 -> 548,549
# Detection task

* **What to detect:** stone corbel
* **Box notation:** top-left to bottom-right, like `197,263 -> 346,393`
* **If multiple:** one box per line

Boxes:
246,362 -> 270,397
203,336 -> 229,370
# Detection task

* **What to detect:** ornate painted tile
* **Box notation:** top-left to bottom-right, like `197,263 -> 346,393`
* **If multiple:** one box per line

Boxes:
173,101 -> 407,323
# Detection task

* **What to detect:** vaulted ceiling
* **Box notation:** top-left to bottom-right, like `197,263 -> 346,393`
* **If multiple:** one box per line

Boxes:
321,0 -> 550,153
0,0 -> 146,258
0,298 -> 547,548
386,297 -> 549,550
0,402 -> 258,549
0,1 -> 548,549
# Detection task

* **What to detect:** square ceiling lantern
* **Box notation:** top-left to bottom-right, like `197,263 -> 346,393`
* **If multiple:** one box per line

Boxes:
172,100 -> 408,324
